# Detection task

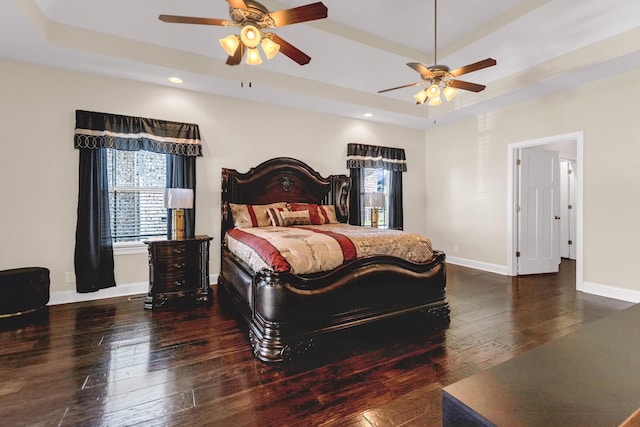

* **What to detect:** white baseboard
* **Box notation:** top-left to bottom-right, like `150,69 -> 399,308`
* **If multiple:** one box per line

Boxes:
579,281 -> 640,303
49,270 -> 640,306
48,274 -> 219,306
446,255 -> 509,276
447,255 -> 640,303
48,281 -> 149,306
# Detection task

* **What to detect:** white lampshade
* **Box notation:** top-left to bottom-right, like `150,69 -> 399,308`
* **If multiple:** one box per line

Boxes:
219,34 -> 240,56
164,188 -> 193,209
245,47 -> 263,65
414,89 -> 429,104
240,24 -> 261,48
364,192 -> 384,208
429,96 -> 442,106
443,86 -> 458,101
427,84 -> 441,99
260,36 -> 280,59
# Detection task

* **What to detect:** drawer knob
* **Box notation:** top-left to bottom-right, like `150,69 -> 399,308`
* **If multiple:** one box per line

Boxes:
173,248 -> 185,254
173,263 -> 186,269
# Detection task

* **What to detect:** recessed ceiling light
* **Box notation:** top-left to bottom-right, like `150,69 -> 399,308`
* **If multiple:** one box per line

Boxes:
363,113 -> 374,118
168,77 -> 183,84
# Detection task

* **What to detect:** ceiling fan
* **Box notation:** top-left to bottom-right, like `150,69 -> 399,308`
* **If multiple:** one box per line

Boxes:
378,0 -> 496,106
159,0 -> 328,66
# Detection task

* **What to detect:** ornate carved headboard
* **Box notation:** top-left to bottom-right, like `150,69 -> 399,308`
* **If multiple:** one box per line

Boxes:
221,157 -> 350,241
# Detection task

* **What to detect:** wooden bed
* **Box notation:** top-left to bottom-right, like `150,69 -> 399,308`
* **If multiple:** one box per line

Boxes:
219,157 -> 449,363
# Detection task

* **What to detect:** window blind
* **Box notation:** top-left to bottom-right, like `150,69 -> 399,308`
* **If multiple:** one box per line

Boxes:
107,149 -> 167,242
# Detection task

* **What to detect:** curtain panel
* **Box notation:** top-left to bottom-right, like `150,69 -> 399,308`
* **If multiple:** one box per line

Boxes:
73,110 -> 201,293
74,148 -> 116,293
74,110 -> 202,157
346,143 -> 407,172
348,168 -> 364,226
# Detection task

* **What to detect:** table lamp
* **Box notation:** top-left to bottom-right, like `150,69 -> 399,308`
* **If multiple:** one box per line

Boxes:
164,188 -> 193,240
364,192 -> 384,228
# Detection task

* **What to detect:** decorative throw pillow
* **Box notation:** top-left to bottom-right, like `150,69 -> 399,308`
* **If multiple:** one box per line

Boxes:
267,207 -> 289,227
288,202 -> 324,225
280,210 -> 312,226
230,202 -> 288,228
318,205 -> 339,224
288,203 -> 339,224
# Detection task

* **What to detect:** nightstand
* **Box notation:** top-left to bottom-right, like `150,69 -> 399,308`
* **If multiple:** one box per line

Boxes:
144,235 -> 213,310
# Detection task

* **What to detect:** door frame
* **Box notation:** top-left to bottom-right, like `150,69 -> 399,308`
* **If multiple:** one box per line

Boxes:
507,131 -> 584,288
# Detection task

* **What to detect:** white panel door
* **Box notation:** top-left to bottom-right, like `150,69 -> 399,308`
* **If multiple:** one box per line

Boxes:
518,148 -> 561,274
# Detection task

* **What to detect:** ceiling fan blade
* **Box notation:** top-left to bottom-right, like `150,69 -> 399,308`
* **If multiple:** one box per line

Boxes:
227,0 -> 248,10
450,58 -> 497,77
378,82 -> 425,94
269,2 -> 328,27
271,33 -> 311,65
226,44 -> 244,66
159,15 -> 232,27
407,63 -> 434,79
448,79 -> 486,92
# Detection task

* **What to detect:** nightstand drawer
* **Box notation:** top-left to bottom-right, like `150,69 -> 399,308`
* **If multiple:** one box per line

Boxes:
156,244 -> 189,260
156,260 -> 189,276
155,268 -> 198,291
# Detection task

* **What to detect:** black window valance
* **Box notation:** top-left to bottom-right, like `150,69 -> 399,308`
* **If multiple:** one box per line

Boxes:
74,110 -> 202,157
346,143 -> 407,172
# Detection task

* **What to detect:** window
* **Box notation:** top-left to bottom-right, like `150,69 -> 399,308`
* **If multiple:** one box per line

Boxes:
347,143 -> 406,230
106,149 -> 167,243
362,168 -> 390,228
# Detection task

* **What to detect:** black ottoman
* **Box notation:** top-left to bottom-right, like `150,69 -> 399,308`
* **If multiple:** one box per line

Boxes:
0,267 -> 50,318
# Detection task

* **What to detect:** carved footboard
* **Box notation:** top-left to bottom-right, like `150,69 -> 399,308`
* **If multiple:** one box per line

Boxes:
219,249 -> 449,362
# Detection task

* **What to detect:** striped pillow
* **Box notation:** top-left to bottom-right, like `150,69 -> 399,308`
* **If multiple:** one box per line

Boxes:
267,207 -> 288,226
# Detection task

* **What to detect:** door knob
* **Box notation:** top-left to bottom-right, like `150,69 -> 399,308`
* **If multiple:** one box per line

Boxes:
554,216 -> 561,220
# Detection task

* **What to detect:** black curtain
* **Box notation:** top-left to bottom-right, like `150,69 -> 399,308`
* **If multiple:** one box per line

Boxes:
348,168 -> 363,226
388,170 -> 403,230
74,148 -> 116,293
74,110 -> 202,293
167,155 -> 196,239
346,143 -> 407,230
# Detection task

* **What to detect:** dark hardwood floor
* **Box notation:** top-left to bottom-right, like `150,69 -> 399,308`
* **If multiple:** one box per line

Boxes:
0,260 -> 633,426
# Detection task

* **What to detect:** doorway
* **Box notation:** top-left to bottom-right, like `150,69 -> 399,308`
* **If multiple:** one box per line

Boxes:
560,159 -> 577,260
507,132 -> 583,290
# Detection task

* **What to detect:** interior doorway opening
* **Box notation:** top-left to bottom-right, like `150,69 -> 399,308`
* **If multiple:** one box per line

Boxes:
507,132 -> 583,291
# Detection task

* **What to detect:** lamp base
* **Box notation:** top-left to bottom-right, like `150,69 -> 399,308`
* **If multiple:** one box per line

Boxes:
371,207 -> 379,228
171,209 -> 185,240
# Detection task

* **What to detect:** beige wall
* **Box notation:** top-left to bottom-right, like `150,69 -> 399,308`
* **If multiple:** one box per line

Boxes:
0,60 -> 425,301
3,59 -> 638,303
424,67 -> 640,300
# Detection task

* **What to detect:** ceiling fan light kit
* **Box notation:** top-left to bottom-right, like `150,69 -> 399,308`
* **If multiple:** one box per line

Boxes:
378,0 -> 497,106
160,0 -> 327,66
